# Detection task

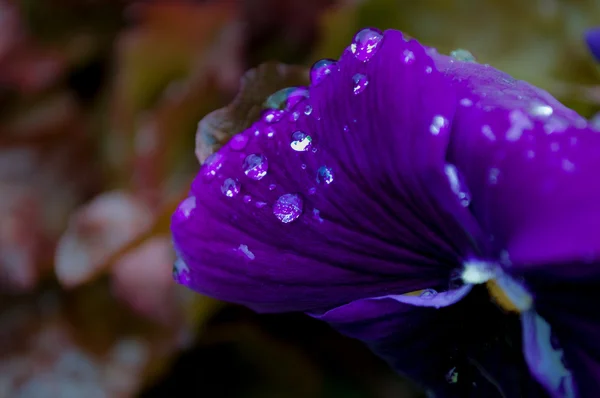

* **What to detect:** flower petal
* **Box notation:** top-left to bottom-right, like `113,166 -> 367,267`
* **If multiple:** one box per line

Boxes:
435,53 -> 600,266
172,30 -> 487,312
584,27 -> 600,62
312,287 -> 547,397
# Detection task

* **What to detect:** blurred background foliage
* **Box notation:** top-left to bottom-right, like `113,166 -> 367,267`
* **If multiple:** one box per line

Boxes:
0,0 -> 598,397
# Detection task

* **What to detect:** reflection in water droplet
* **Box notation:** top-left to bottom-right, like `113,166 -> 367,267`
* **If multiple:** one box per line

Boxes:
202,153 -> 223,180
221,178 -> 241,197
444,164 -> 471,207
243,154 -> 268,180
420,289 -> 437,298
310,59 -> 337,85
172,257 -> 191,285
230,134 -> 249,151
262,109 -> 285,124
430,115 -> 448,135
273,193 -> 303,223
290,131 -> 313,151
350,28 -> 383,62
450,48 -> 476,62
403,49 -> 415,64
352,73 -> 369,95
316,166 -> 334,185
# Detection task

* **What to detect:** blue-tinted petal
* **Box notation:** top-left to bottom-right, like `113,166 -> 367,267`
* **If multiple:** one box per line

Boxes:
312,287 -> 547,397
171,30 -> 488,313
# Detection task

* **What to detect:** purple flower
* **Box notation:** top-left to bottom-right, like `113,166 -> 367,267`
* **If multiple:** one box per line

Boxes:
171,29 -> 600,397
585,27 -> 600,61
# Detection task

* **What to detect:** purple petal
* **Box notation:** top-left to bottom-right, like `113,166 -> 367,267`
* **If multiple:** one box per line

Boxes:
171,30 -> 488,313
584,27 -> 600,61
312,288 -> 548,397
435,52 -> 600,268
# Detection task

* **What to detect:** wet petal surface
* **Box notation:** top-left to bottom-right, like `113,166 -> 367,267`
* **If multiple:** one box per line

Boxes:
172,30 -> 487,313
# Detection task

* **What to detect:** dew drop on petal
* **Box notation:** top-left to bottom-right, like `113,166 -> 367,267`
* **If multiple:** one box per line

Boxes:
290,131 -> 313,151
316,166 -> 334,185
430,115 -> 448,135
444,164 -> 471,207
301,163 -> 307,170
269,184 -> 276,191
460,98 -> 473,107
255,201 -> 267,209
343,125 -> 350,133
243,195 -> 252,203
273,193 -> 303,223
450,48 -> 476,62
481,124 -> 496,141
488,168 -> 500,185
243,153 -> 269,180
403,49 -> 415,64
172,257 -> 191,285
562,159 -> 575,172
264,87 -> 309,110
310,58 -> 337,85
350,27 -> 383,62
221,178 -> 241,197
202,152 -> 223,180
312,208 -> 324,223
177,196 -> 196,219
352,73 -> 369,95
290,111 -> 300,122
506,110 -> 533,142
230,134 -> 249,151
529,102 -> 553,118
262,109 -> 285,124
304,104 -> 313,115
420,289 -> 438,298
308,187 -> 316,195
425,66 -> 433,74
236,244 -> 255,260
285,87 -> 310,110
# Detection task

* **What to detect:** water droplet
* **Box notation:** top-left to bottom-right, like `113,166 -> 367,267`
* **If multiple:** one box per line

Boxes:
425,66 -> 433,74
273,193 -> 303,223
352,73 -> 368,95
420,289 -> 437,298
269,184 -> 276,191
304,104 -> 313,115
290,111 -> 300,122
403,49 -> 415,64
481,125 -> 496,141
529,102 -> 553,118
310,59 -> 337,85
350,27 -> 383,62
264,87 -> 309,110
430,115 -> 448,135
312,208 -> 324,223
236,244 -> 255,260
202,153 -> 223,180
343,125 -> 350,133
172,257 -> 191,285
460,98 -> 473,107
221,178 -> 241,197
444,164 -> 471,207
316,166 -> 334,185
262,109 -> 285,124
230,134 -> 249,151
243,153 -> 269,180
301,163 -> 307,170
243,195 -> 252,203
290,131 -> 313,151
506,110 -> 533,142
488,168 -> 500,185
264,125 -> 276,138
308,187 -> 317,195
255,201 -> 267,208
562,159 -> 575,172
450,48 -> 476,62
177,196 -> 196,219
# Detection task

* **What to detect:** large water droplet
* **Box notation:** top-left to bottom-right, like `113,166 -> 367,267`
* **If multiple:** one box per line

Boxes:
352,73 -> 369,95
290,131 -> 313,151
230,134 -> 249,151
243,154 -> 268,180
221,178 -> 241,197
444,164 -> 471,207
310,59 -> 337,85
450,48 -> 476,62
316,166 -> 334,185
350,28 -> 383,62
202,152 -> 223,180
262,109 -> 285,124
273,193 -> 303,223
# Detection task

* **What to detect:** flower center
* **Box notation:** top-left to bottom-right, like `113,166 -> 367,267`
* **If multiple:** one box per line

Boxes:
461,260 -> 533,313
